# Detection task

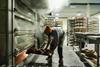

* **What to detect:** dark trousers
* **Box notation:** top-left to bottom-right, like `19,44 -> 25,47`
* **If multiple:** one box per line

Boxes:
50,33 -> 65,60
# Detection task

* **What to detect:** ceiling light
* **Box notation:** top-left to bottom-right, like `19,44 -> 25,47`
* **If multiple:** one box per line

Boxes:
71,17 -> 75,19
55,17 -> 59,19
70,5 -> 76,8
48,0 -> 67,12
55,13 -> 60,16
98,15 -> 100,33
77,13 -> 82,16
76,12 -> 82,16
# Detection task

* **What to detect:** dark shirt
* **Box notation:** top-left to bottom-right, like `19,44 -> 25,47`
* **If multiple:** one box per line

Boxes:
45,27 -> 64,48
49,27 -> 64,42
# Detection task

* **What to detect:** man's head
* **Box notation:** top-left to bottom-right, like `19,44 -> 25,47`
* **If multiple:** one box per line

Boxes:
44,26 -> 52,35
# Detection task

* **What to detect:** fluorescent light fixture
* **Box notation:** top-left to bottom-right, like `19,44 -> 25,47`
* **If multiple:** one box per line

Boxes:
71,17 -> 75,19
55,17 -> 59,19
54,17 -> 59,21
48,0 -> 67,12
76,12 -> 82,16
55,13 -> 60,16
70,5 -> 76,8
98,15 -> 100,19
98,15 -> 100,33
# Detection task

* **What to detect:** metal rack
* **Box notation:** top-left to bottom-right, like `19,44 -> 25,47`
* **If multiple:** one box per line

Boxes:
75,32 -> 100,67
67,17 -> 87,46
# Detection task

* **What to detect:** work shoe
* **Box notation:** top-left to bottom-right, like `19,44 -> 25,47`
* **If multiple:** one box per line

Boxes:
46,56 -> 52,64
59,59 -> 63,66
48,58 -> 52,65
47,57 -> 52,65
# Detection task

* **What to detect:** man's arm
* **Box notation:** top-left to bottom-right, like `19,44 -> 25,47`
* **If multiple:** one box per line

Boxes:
45,35 -> 50,49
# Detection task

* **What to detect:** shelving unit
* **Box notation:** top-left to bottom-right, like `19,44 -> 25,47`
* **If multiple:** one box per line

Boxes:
67,19 -> 75,46
74,17 -> 87,32
88,17 -> 99,33
68,17 -> 87,46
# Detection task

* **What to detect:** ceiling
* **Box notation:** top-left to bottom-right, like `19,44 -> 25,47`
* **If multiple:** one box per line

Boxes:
59,0 -> 100,17
21,0 -> 100,18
